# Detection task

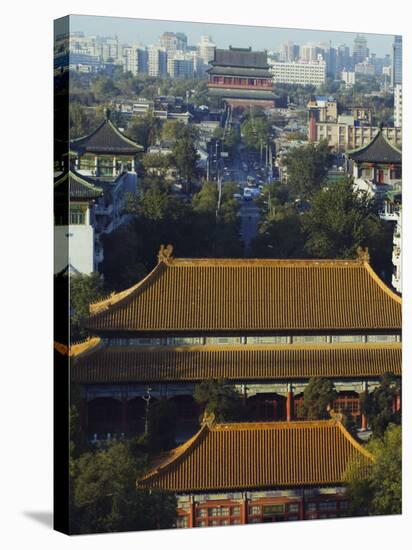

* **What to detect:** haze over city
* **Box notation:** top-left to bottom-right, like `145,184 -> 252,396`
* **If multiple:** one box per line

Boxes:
64,14 -> 394,57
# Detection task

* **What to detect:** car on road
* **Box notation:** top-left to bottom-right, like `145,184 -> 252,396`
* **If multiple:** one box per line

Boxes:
233,193 -> 243,201
243,188 -> 253,201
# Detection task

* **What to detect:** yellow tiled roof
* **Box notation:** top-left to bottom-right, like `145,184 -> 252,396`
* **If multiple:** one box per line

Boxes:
71,342 -> 401,383
86,256 -> 401,332
137,420 -> 373,492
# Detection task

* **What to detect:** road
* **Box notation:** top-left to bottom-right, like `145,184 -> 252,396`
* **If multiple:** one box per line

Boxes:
223,141 -> 263,254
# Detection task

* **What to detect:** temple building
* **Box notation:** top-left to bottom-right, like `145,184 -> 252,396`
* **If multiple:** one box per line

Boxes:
137,416 -> 373,527
207,46 -> 276,110
71,246 -> 401,438
54,169 -> 103,274
54,168 -> 139,275
347,128 -> 402,201
70,112 -> 143,178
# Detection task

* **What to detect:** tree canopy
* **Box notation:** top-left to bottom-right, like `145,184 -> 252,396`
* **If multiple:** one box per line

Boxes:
297,377 -> 337,420
344,424 -> 401,517
361,373 -> 401,438
69,273 -> 104,341
301,177 -> 392,267
194,379 -> 243,423
70,440 -> 176,534
283,140 -> 333,198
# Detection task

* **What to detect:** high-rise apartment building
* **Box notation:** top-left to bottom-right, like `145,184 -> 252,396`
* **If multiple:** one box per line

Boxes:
160,32 -> 187,54
394,84 -> 402,128
282,41 -> 300,62
392,35 -> 402,86
300,43 -> 323,62
336,44 -> 351,72
197,35 -> 216,63
353,35 -> 369,64
123,46 -> 148,75
148,45 -> 168,77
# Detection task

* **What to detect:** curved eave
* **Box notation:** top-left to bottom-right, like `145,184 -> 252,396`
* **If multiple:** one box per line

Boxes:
70,119 -> 143,153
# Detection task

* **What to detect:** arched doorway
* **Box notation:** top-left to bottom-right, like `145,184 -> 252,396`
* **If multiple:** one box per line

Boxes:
247,393 -> 286,421
88,397 -> 121,437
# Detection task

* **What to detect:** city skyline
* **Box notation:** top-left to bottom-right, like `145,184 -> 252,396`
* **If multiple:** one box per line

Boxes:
62,14 -> 396,57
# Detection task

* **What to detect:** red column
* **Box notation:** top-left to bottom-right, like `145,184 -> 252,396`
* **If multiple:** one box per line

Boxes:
286,390 -> 294,422
361,411 -> 367,431
241,496 -> 248,525
396,392 -> 401,412
188,502 -> 195,528
361,385 -> 368,431
299,495 -> 305,520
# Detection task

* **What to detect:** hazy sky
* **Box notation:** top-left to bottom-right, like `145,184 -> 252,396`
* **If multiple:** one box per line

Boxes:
63,14 -> 396,57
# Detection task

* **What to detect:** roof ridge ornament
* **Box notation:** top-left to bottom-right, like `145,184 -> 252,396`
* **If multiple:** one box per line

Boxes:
158,244 -> 174,265
201,410 -> 215,427
356,246 -> 370,263
328,407 -> 344,423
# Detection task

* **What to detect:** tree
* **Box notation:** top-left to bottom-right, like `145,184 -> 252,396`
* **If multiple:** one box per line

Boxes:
147,399 -> 178,452
192,181 -> 218,213
194,379 -> 243,422
69,273 -> 104,341
283,140 -> 332,198
125,112 -> 159,151
141,153 -> 172,179
301,177 -> 391,267
241,116 -> 271,152
71,440 -> 176,534
252,213 -> 306,259
101,224 -> 148,291
172,136 -> 199,193
297,377 -> 337,420
361,373 -> 401,438
344,424 -> 401,516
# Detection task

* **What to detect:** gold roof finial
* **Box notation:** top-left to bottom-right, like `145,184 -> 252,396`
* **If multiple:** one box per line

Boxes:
356,246 -> 370,263
158,244 -> 174,265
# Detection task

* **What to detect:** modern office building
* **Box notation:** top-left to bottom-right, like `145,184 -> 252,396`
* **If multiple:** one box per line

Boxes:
270,60 -> 326,86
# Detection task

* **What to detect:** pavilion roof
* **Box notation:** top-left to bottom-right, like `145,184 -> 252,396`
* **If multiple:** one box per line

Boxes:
347,130 -> 402,164
54,169 -> 103,201
86,247 -> 401,333
71,342 -> 401,384
211,47 -> 269,69
70,118 -> 143,155
137,419 -> 373,492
